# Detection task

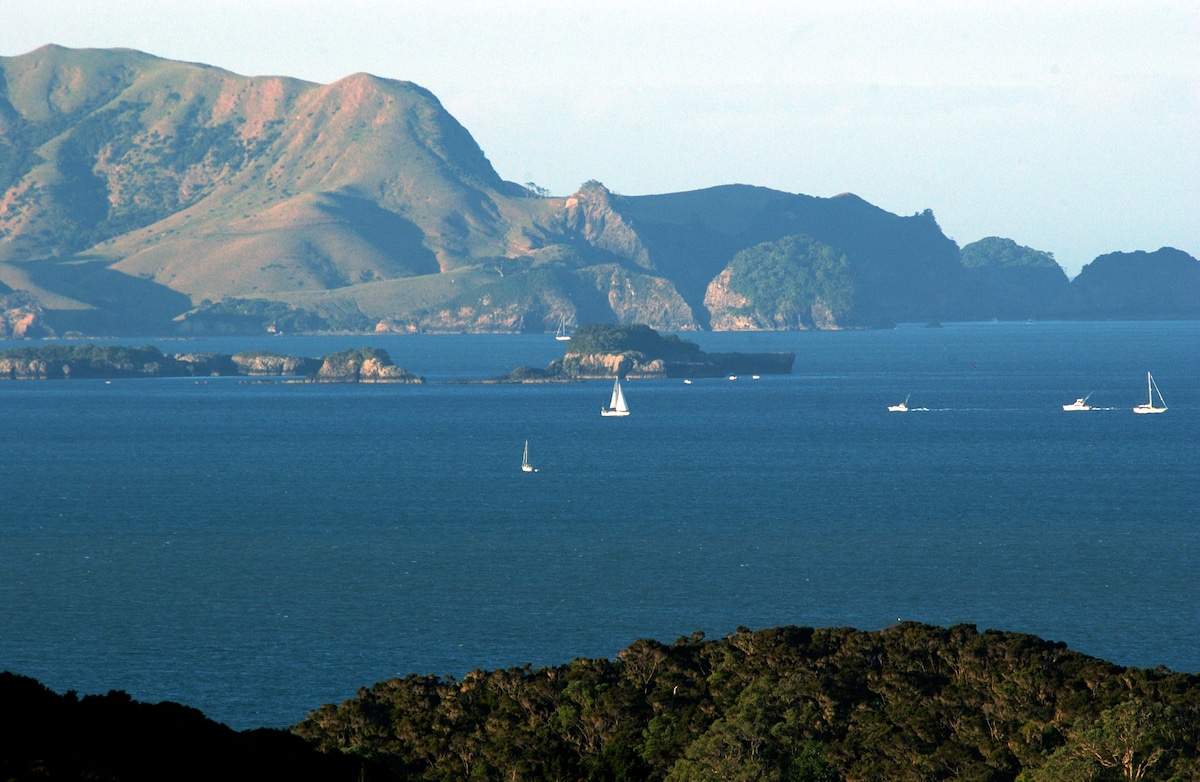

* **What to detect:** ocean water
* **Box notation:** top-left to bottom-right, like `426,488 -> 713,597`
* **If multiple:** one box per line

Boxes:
1,321 -> 1196,730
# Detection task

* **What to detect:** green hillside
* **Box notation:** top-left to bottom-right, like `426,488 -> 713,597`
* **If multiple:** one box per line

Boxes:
706,234 -> 856,329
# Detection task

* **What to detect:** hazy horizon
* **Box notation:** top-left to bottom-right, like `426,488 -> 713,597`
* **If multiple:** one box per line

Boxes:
3,1 -> 1196,277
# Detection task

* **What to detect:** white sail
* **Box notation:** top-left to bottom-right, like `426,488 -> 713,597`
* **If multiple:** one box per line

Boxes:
1133,372 -> 1167,414
521,440 -> 535,471
601,377 -> 630,416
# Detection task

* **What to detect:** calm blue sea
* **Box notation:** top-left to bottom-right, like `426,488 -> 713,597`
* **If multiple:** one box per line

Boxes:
1,321 -> 1197,730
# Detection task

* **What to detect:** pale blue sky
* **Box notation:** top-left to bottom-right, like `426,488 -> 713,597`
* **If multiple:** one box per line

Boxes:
3,0 -> 1197,276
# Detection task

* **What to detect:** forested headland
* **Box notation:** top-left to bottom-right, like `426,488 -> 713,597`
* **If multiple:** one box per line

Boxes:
293,623 -> 1200,781
7,623 -> 1194,781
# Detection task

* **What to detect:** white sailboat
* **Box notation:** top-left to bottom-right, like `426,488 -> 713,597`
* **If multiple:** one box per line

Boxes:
1133,372 -> 1167,414
521,440 -> 537,472
601,377 -> 630,417
1062,394 -> 1092,411
555,318 -> 572,341
888,395 -> 910,412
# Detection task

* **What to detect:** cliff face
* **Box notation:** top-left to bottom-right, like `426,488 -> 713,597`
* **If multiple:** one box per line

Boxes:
551,182 -> 653,270
558,352 -> 637,378
583,265 -> 698,330
706,275 -> 844,331
554,351 -> 793,379
0,292 -> 50,338
0,356 -> 57,379
313,347 -> 424,383
231,352 -> 322,376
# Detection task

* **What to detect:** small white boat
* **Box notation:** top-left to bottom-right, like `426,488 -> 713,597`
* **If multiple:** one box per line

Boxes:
601,377 -> 630,417
1062,394 -> 1092,412
1133,372 -> 1167,414
554,318 -> 572,341
521,440 -> 537,472
728,375 -> 737,381
888,395 -> 910,412
683,379 -> 692,385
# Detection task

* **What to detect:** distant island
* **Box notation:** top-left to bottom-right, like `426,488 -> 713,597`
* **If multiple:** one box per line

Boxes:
492,323 -> 795,382
3,623 -> 1198,781
0,324 -> 792,384
0,344 -> 423,383
0,46 -> 1196,339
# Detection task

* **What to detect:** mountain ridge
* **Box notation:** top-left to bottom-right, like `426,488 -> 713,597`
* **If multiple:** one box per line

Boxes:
1,45 -> 1196,337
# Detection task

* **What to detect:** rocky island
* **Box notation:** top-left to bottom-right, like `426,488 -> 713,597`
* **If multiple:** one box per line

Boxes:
497,323 -> 795,382
309,347 -> 424,383
0,344 -> 424,383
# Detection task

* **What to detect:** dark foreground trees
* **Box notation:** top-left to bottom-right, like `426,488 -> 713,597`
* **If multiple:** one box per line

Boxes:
0,672 -> 388,781
293,623 -> 1200,781
4,624 -> 1195,780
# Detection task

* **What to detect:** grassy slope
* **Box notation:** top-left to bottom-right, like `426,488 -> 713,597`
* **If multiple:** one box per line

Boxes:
278,266 -> 499,320
1,46 -> 542,324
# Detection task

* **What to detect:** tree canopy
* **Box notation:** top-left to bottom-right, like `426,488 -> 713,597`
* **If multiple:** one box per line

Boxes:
724,234 -> 855,328
960,237 -> 1059,270
566,323 -> 703,361
293,623 -> 1200,781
